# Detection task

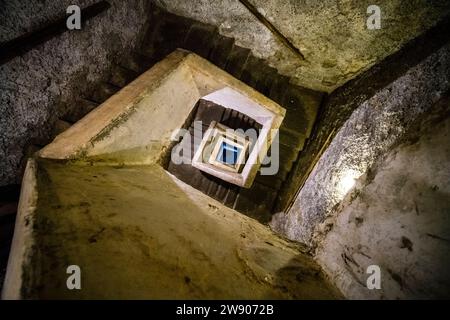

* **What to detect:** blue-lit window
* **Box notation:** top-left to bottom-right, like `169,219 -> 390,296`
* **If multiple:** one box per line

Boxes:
216,142 -> 241,166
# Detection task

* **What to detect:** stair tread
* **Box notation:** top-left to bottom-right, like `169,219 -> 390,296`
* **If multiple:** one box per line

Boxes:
269,75 -> 290,104
142,12 -> 194,59
194,99 -> 226,124
223,187 -> 239,207
281,86 -> 323,137
137,5 -> 328,222
234,182 -> 276,222
119,52 -> 154,74
52,119 -> 72,137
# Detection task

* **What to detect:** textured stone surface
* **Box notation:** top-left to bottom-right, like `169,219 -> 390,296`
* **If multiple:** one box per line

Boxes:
0,0 -> 150,186
271,42 -> 450,245
315,104 -> 450,299
155,0 -> 450,92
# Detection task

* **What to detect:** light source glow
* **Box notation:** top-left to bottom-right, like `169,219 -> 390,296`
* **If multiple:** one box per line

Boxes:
336,169 -> 361,198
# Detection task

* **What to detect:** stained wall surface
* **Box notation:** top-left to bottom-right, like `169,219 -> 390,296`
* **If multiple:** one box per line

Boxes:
0,0 -> 151,186
271,42 -> 450,245
155,0 -> 450,92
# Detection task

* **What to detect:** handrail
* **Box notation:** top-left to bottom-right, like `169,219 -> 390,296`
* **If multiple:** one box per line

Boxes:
238,0 -> 305,60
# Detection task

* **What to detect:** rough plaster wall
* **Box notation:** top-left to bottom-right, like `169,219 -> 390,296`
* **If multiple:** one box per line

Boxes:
0,0 -> 150,186
155,0 -> 450,92
315,110 -> 450,299
271,42 -> 450,245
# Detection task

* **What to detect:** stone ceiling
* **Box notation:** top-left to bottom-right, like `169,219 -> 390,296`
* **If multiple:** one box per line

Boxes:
154,0 -> 450,92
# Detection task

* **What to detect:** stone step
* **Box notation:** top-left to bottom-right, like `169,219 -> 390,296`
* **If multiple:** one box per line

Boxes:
281,86 -> 323,137
52,119 -> 72,137
223,185 -> 240,208
204,175 -> 229,202
0,209 -> 17,282
259,159 -> 290,182
278,127 -> 306,151
279,143 -> 299,168
205,179 -> 219,198
0,212 -> 15,246
0,185 -> 20,257
141,9 -> 195,60
277,161 -> 292,181
168,159 -> 236,208
260,138 -> 300,170
191,171 -> 217,196
183,24 -> 218,59
233,182 -> 276,223
258,151 -> 295,183
213,179 -> 230,202
254,173 -> 284,190
0,202 -> 17,218
269,75 -> 290,105
62,99 -> 99,123
182,126 -> 203,160
133,5 -> 328,221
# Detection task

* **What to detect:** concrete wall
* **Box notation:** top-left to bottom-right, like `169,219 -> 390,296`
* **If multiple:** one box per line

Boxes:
271,42 -> 450,245
315,102 -> 450,299
0,0 -> 151,186
155,0 -> 450,92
